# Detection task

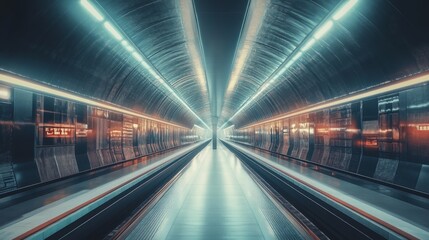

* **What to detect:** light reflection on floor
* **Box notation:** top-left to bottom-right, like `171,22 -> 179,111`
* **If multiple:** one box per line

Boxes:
126,141 -> 310,239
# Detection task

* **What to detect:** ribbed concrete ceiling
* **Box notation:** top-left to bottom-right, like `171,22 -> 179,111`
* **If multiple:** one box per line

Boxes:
1,0 -> 429,130
99,0 -> 211,127
0,0 -> 211,128
220,0 -> 429,128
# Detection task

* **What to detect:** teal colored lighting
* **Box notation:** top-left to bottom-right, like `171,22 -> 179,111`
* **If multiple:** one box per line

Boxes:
80,0 -> 104,21
314,20 -> 333,39
333,0 -> 358,21
222,0 -> 360,128
104,22 -> 123,41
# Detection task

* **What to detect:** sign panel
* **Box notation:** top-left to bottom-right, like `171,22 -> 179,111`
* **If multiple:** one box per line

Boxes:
44,127 -> 73,138
76,123 -> 88,137
417,125 -> 429,131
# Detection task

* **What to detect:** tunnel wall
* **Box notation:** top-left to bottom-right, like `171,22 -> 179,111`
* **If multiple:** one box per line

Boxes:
226,83 -> 429,194
0,83 -> 202,194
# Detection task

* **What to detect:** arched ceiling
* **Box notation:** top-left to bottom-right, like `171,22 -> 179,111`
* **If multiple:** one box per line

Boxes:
193,0 -> 249,129
220,0 -> 429,128
1,0 -> 428,130
0,0 -> 211,129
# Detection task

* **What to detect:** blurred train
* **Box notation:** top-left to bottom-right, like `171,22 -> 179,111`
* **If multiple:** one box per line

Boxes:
224,83 -> 429,194
0,81 -> 205,194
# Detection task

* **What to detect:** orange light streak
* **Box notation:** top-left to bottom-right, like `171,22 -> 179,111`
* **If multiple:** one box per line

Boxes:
242,72 -> 429,129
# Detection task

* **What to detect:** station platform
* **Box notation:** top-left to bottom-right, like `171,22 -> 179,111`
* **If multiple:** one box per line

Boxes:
0,141 -> 208,239
121,141 -> 312,239
1,139 -> 428,239
0,140 -> 315,239
223,140 -> 429,239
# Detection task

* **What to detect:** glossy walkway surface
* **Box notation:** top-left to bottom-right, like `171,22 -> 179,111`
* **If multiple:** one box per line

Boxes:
226,141 -> 429,239
0,142 -> 207,239
125,141 -> 310,239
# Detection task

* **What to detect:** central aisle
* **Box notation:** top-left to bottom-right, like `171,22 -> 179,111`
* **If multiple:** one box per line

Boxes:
125,141 -> 309,239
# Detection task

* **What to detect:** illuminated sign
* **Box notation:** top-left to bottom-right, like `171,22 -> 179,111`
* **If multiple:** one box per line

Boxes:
44,127 -> 73,138
76,124 -> 88,137
317,128 -> 329,133
93,108 -> 109,118
110,130 -> 122,138
417,125 -> 429,131
365,138 -> 378,147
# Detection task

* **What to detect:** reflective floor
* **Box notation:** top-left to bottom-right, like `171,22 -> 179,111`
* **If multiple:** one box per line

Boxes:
125,141 -> 310,239
226,141 -> 429,239
0,142 -> 207,239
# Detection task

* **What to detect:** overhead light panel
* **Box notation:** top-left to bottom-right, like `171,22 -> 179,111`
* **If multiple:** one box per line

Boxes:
314,20 -> 333,39
104,22 -> 123,41
132,52 -> 143,62
193,124 -> 205,130
285,60 -> 294,68
292,51 -> 303,61
333,0 -> 358,20
121,40 -> 134,52
121,40 -> 128,47
80,0 -> 104,21
302,38 -> 316,51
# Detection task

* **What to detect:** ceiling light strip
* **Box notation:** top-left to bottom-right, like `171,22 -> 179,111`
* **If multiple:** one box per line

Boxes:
81,0 -> 104,21
80,0 -> 211,130
0,71 -> 189,129
193,124 -> 205,130
242,71 -> 429,129
221,0 -> 359,129
179,0 -> 209,96
225,0 -> 267,95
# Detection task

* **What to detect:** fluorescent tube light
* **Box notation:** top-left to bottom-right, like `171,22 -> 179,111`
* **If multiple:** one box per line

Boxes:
285,60 -> 294,68
314,20 -> 333,39
132,52 -> 143,62
104,22 -> 123,41
125,46 -> 134,52
302,38 -> 316,51
121,40 -> 129,47
333,0 -> 358,20
121,40 -> 135,52
292,52 -> 303,61
80,0 -> 104,21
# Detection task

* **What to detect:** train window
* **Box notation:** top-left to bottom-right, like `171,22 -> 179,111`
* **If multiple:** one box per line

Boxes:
0,85 -> 11,103
0,86 -> 12,121
76,104 -> 87,123
0,102 -> 12,121
13,89 -> 34,123
363,99 -> 378,121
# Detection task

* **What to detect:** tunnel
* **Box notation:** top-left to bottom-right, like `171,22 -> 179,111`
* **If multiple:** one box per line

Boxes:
0,0 -> 429,239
